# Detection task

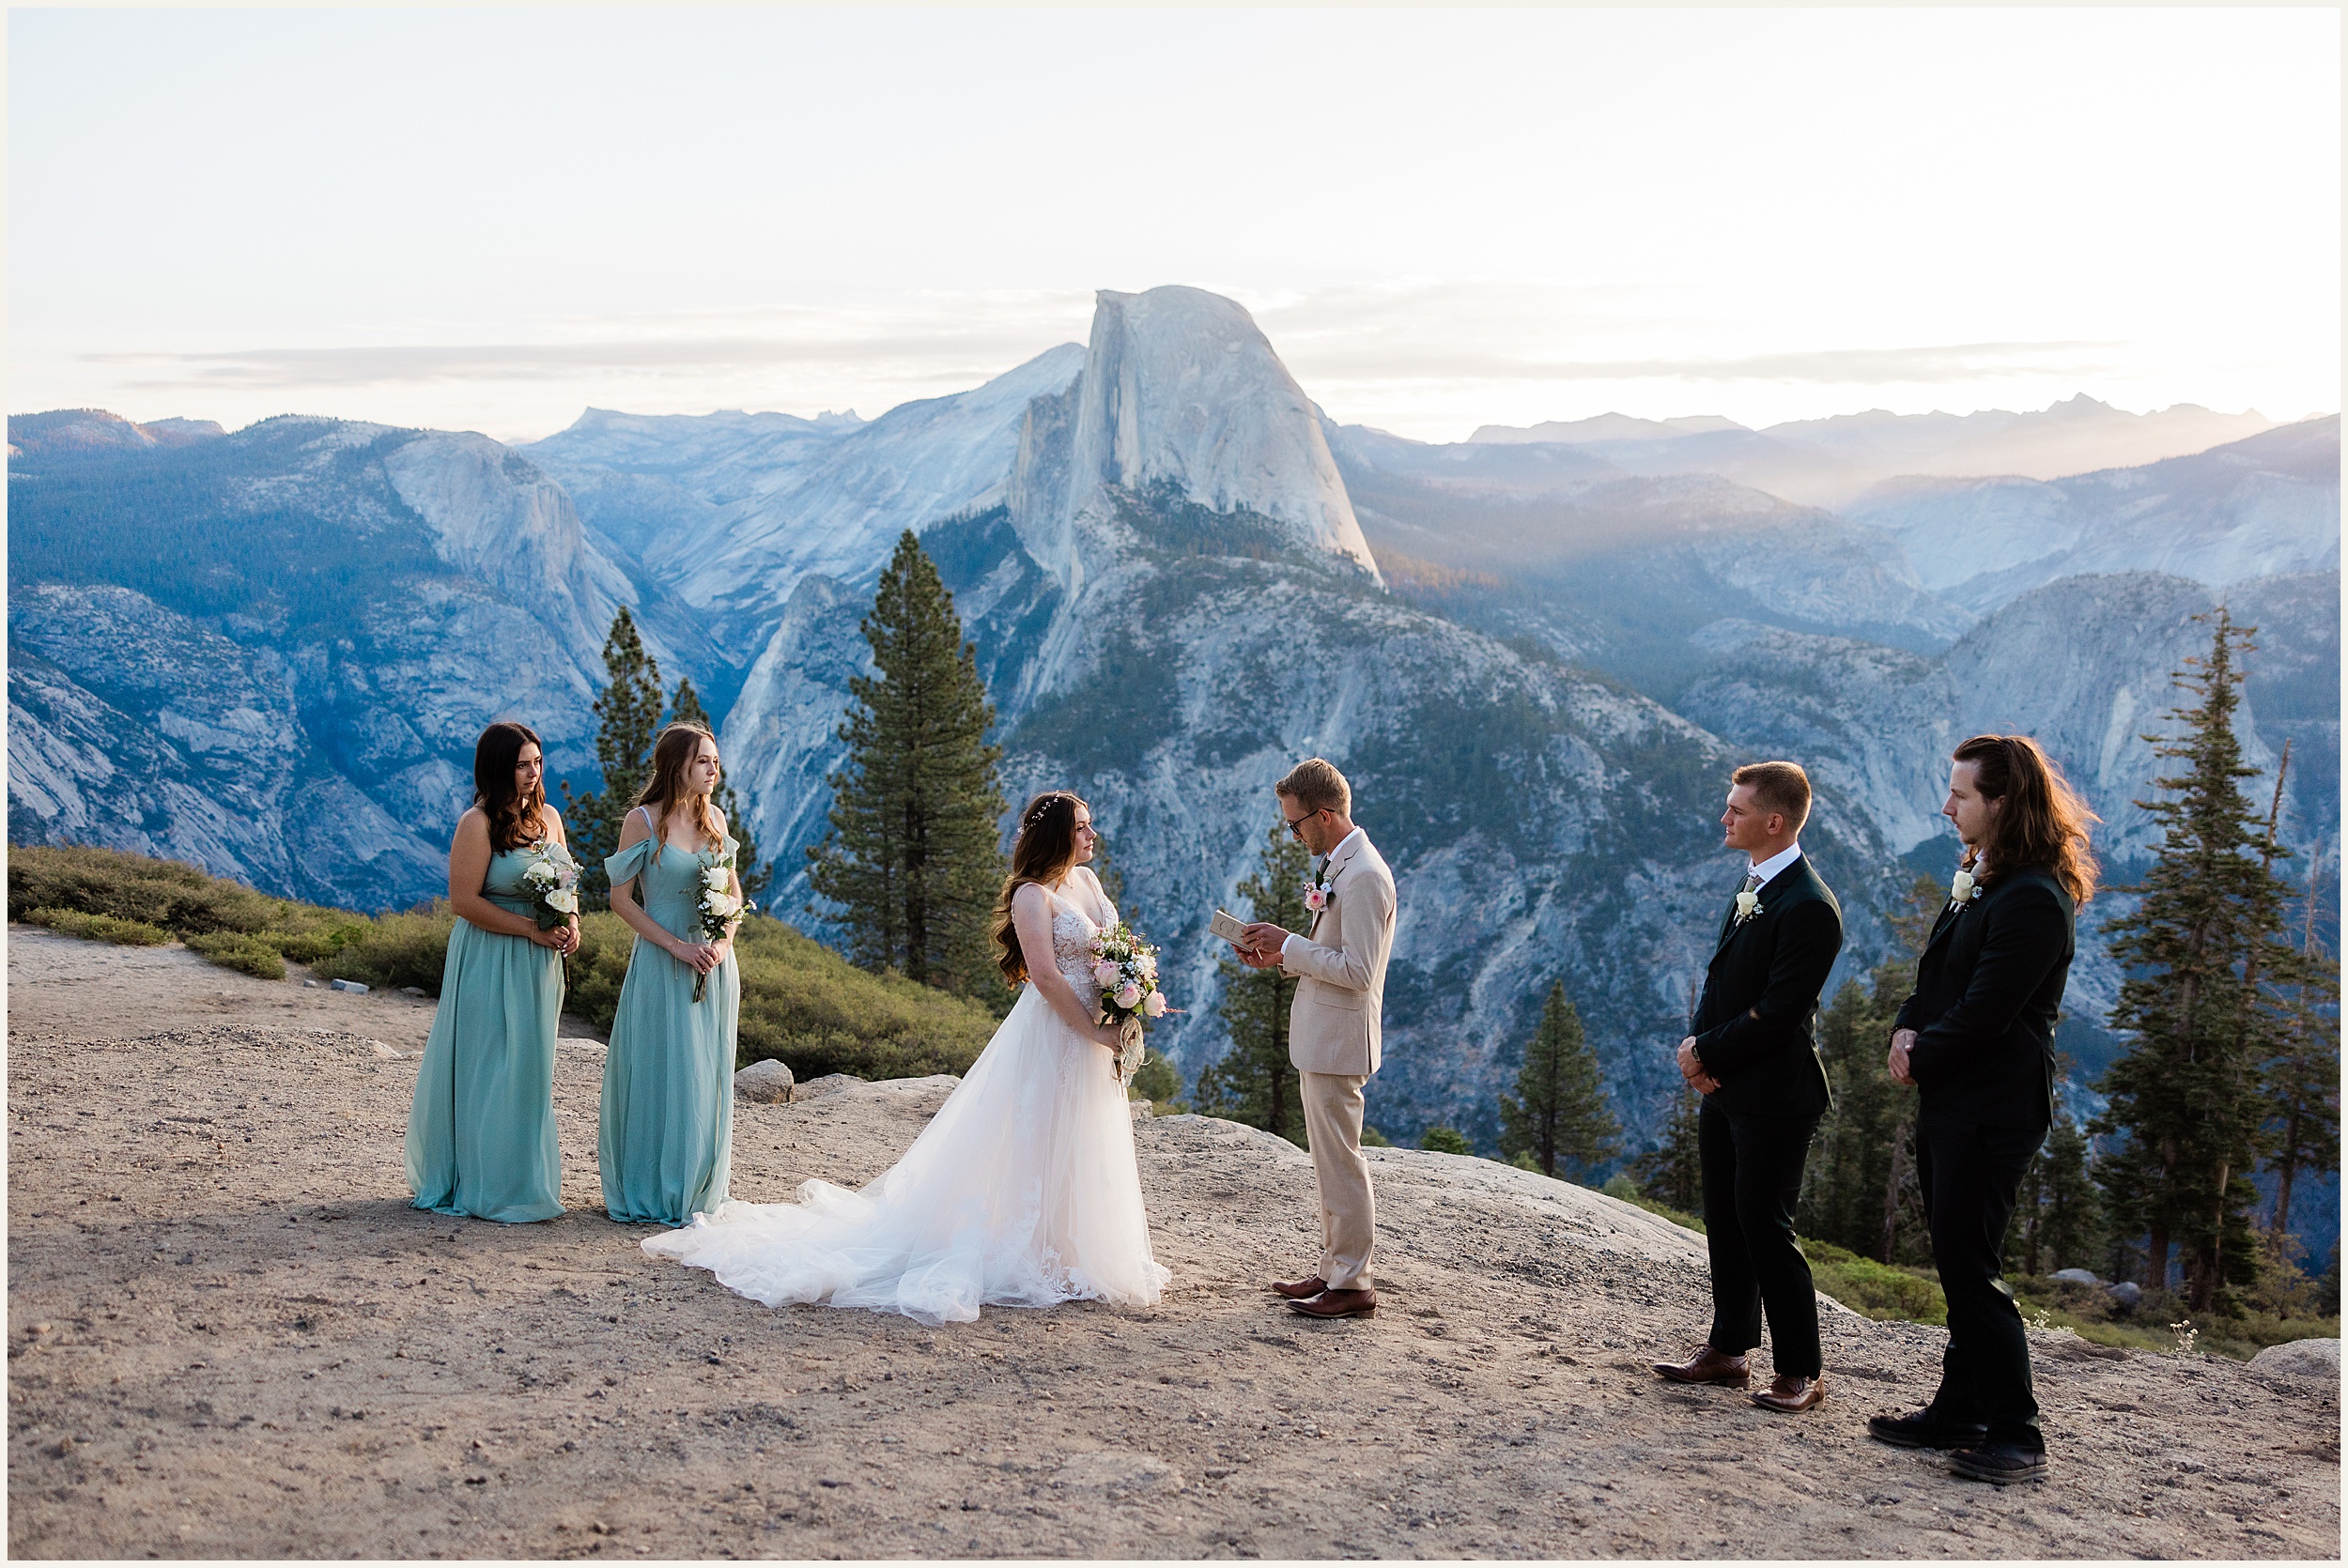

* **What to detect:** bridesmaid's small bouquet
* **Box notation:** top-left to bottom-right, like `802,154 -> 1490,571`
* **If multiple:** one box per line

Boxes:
517,843 -> 580,931
690,852 -> 750,1004
1087,923 -> 1166,1082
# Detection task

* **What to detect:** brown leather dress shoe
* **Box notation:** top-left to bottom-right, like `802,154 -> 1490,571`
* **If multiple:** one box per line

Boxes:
1270,1275 -> 1328,1300
1650,1345 -> 1751,1387
1289,1287 -> 1377,1318
1751,1373 -> 1825,1412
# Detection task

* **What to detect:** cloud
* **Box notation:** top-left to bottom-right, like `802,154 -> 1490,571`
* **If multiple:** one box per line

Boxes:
88,291 -> 1100,393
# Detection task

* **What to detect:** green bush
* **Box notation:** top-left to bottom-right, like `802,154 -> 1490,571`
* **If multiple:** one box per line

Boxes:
313,905 -> 458,993
12,844 -> 1003,1084
1419,1125 -> 1473,1155
1128,1047 -> 1184,1109
1361,1125 -> 1392,1147
1805,1238 -> 1948,1326
22,906 -> 169,945
183,930 -> 287,981
12,844 -> 365,969
731,916 -> 998,1080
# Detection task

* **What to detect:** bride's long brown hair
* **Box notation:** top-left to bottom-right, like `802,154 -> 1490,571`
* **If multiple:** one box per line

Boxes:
990,792 -> 1088,985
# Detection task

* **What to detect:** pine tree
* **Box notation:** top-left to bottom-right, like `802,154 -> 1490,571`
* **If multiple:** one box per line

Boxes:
1631,1085 -> 1703,1214
2263,848 -> 2340,1237
668,676 -> 768,904
806,531 -> 1008,997
560,606 -> 664,910
1196,821 -> 1311,1147
1797,876 -> 1940,1265
2007,1115 -> 2104,1277
1497,981 -> 1620,1179
2095,610 -> 2309,1311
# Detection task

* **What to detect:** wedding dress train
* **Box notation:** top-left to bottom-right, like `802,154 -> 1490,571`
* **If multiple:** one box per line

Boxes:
641,876 -> 1169,1325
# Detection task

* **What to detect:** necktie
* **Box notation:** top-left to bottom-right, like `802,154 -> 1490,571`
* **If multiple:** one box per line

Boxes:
1741,869 -> 1763,896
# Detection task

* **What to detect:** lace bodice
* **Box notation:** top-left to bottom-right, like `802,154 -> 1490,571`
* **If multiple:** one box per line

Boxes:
1044,876 -> 1116,989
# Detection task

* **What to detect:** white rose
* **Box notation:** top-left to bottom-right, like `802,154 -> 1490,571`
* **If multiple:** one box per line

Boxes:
1950,869 -> 1978,905
702,866 -> 731,892
522,861 -> 557,885
1734,890 -> 1761,922
546,888 -> 579,915
705,891 -> 742,919
1141,992 -> 1167,1018
1137,953 -> 1158,979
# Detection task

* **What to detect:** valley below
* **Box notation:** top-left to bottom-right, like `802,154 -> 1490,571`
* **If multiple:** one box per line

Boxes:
8,926 -> 2339,1560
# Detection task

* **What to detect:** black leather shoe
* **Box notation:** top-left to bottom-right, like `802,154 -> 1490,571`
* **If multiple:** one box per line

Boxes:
1867,1407 -> 1989,1450
1949,1443 -> 2048,1484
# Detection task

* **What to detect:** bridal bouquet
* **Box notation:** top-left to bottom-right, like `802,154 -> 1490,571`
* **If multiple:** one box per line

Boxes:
517,843 -> 581,931
1088,922 -> 1167,1082
689,852 -> 751,1004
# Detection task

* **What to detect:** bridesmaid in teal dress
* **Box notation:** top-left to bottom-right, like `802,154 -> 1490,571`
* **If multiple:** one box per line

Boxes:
405,721 -> 581,1223
599,722 -> 745,1225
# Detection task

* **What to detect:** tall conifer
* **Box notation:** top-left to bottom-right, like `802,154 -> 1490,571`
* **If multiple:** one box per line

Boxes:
1798,875 -> 1939,1264
561,605 -> 664,909
1197,822 -> 1311,1146
669,677 -> 768,904
1498,981 -> 1620,1179
2095,610 -> 2308,1310
1632,1087 -> 1704,1214
2006,1116 -> 2104,1276
806,531 -> 1007,997
2263,854 -> 2340,1237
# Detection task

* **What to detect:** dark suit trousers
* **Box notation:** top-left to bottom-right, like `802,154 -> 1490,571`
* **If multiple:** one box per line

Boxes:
1917,1108 -> 2045,1448
1699,1099 -> 1822,1377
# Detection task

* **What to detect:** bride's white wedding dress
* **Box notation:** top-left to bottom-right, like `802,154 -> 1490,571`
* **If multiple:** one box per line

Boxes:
641,871 -> 1169,1325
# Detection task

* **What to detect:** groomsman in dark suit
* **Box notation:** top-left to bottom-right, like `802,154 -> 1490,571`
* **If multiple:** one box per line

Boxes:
1871,733 -> 2095,1486
1652,761 -> 1843,1413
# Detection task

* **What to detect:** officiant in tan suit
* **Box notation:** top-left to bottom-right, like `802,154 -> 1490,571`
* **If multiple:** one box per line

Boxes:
1239,758 -> 1398,1320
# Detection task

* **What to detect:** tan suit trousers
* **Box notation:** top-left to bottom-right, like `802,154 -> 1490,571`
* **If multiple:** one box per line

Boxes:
1301,1070 -> 1375,1291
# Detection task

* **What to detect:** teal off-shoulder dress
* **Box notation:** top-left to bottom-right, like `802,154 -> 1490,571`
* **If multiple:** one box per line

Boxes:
598,813 -> 739,1225
405,840 -> 572,1223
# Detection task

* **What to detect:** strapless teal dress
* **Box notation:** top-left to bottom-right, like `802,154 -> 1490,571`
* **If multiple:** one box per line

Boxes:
404,843 -> 569,1222
597,832 -> 739,1224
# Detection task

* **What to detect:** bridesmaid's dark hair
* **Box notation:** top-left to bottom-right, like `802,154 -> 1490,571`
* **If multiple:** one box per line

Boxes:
634,723 -> 725,848
989,792 -> 1087,986
473,721 -> 548,853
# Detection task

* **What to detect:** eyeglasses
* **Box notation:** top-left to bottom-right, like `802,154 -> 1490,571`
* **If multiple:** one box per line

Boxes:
1283,809 -> 1322,839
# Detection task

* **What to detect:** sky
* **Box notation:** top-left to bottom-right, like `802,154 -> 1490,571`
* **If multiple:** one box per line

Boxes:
9,8 -> 2340,444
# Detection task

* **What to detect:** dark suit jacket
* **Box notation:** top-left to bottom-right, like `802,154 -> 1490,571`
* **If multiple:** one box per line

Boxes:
1691,855 -> 1842,1119
1895,863 -> 2076,1133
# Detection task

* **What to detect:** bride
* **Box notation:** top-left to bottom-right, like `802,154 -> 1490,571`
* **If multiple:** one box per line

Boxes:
641,791 -> 1170,1325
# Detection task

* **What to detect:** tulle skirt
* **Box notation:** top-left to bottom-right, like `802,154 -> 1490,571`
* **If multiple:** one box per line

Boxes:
641,982 -> 1170,1325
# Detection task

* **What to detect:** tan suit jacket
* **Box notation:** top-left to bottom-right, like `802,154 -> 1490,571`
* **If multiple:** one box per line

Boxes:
1281,830 -> 1398,1077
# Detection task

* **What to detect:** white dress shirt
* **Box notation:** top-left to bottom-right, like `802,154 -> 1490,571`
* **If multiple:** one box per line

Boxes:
1283,826 -> 1367,964
1749,839 -> 1804,888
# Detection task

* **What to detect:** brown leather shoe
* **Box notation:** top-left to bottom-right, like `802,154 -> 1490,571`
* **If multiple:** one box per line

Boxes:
1289,1287 -> 1377,1318
1269,1275 -> 1328,1300
1751,1373 -> 1825,1412
1650,1345 -> 1750,1387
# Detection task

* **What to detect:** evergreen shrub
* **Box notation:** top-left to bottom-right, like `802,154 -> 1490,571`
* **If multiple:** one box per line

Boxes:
22,907 -> 169,945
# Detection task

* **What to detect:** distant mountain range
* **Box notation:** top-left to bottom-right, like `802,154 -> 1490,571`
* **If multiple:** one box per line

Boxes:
8,293 -> 2338,1194
1470,395 -> 2280,509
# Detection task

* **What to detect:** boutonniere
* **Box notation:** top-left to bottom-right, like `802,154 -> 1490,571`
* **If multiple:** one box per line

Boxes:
1949,868 -> 1983,912
1733,889 -> 1763,926
1303,869 -> 1336,914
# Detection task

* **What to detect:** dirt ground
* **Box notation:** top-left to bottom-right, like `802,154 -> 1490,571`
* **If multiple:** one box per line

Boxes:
7,924 -> 2340,1560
